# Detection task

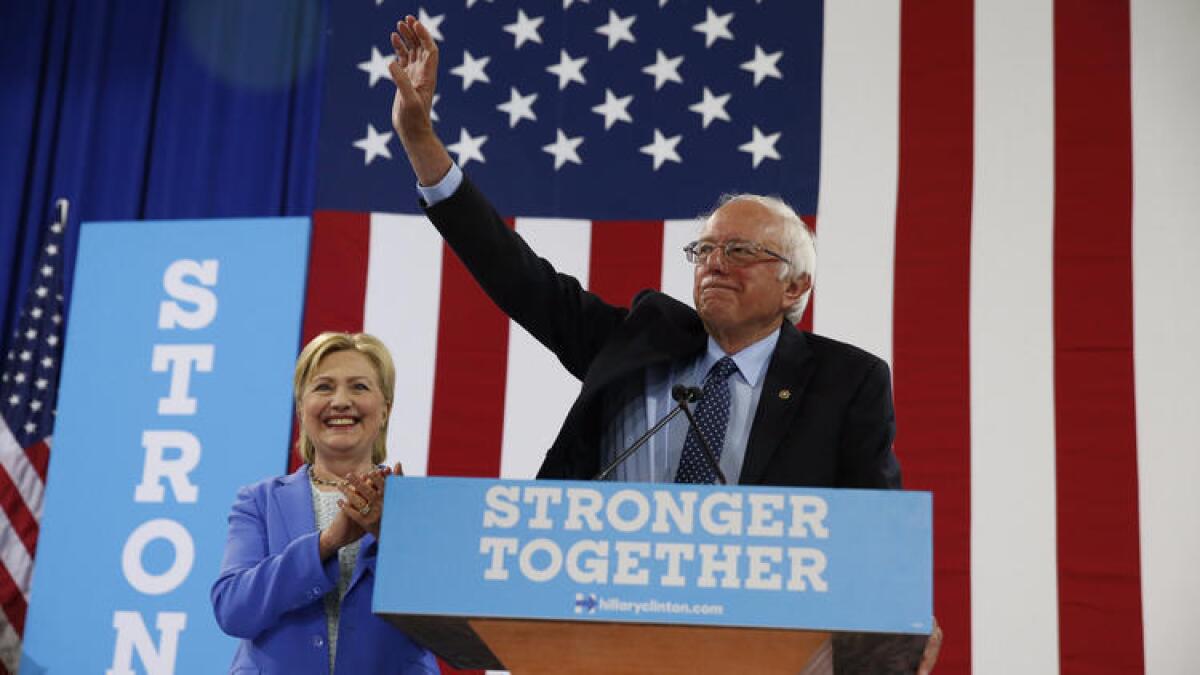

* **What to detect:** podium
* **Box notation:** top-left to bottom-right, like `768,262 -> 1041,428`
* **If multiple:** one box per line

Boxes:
374,478 -> 932,673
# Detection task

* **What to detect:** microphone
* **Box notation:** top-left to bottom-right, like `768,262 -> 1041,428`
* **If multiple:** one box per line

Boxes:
672,384 -> 702,404
593,385 -> 704,481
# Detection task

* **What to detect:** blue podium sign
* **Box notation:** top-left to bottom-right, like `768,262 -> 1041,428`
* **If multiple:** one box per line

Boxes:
21,218 -> 309,674
375,477 -> 932,635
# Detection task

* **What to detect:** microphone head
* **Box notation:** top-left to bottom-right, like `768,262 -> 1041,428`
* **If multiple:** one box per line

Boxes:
672,385 -> 703,403
685,386 -> 703,402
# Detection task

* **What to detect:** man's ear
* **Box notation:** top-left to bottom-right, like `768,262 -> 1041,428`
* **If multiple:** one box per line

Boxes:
783,273 -> 811,306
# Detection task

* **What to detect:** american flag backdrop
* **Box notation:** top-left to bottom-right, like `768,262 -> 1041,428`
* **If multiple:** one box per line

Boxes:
310,1 -> 1200,675
0,204 -> 67,674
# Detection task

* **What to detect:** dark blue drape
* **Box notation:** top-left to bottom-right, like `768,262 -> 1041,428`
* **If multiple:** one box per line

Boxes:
0,0 -> 327,345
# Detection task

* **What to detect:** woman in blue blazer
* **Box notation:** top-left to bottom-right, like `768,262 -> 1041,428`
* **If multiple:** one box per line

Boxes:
211,332 -> 438,674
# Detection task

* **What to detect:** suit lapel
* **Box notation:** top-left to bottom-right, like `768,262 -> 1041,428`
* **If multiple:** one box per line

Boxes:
275,466 -> 315,545
738,323 -> 816,485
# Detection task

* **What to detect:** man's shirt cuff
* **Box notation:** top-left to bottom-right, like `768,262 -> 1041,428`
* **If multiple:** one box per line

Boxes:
417,162 -> 463,206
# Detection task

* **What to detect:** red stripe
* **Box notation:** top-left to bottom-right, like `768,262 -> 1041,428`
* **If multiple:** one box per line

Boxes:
425,221 -> 514,479
1053,2 -> 1143,672
893,1 -> 974,672
290,211 -> 371,471
588,220 -> 664,305
0,467 -> 38,555
0,559 -> 26,636
25,439 -> 49,484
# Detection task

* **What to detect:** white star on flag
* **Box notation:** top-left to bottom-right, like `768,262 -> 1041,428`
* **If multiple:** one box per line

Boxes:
591,89 -> 634,130
689,87 -> 732,128
447,127 -> 488,166
450,50 -> 491,90
356,46 -> 392,87
642,50 -> 684,90
738,125 -> 782,167
546,49 -> 588,90
352,123 -> 393,165
740,45 -> 783,86
417,7 -> 445,41
693,7 -> 735,48
503,9 -> 544,49
542,129 -> 585,169
639,129 -> 683,170
497,87 -> 539,128
595,10 -> 637,51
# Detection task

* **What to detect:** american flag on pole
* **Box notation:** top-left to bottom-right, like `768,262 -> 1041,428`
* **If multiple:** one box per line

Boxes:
0,202 -> 67,674
312,2 -> 1200,674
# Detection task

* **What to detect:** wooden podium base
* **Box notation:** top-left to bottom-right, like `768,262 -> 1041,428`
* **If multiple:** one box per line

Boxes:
470,618 -> 830,674
383,612 -> 926,673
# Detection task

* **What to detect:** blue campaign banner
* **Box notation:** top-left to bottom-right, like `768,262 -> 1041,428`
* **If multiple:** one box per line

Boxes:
375,477 -> 933,635
21,218 -> 309,673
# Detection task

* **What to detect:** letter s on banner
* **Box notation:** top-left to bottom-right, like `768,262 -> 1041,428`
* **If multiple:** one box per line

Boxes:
158,259 -> 219,329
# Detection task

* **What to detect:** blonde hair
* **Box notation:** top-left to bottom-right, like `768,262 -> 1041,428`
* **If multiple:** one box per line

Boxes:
293,332 -> 395,464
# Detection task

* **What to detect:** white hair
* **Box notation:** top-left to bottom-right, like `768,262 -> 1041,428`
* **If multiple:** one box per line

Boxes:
704,194 -> 816,324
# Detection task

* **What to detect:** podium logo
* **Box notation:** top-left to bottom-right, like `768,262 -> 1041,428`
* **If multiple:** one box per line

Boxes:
574,593 -> 598,614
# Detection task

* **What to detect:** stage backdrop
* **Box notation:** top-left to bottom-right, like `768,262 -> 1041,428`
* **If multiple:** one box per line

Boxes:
308,2 -> 1200,675
3,1 -> 1199,674
19,217 -> 309,673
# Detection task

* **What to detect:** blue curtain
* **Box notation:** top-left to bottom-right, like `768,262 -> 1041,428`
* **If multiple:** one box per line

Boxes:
0,0 -> 326,343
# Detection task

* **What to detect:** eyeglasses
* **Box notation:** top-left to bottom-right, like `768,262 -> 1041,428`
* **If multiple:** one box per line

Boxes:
683,240 -> 791,267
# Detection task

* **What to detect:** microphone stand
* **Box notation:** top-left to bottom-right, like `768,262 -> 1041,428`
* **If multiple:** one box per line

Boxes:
593,385 -> 702,481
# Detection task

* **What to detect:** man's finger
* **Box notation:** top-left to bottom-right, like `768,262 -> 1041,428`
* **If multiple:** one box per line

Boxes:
396,19 -> 419,52
411,17 -> 436,51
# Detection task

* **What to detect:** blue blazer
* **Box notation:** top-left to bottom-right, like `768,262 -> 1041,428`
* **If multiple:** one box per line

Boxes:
211,466 -> 438,674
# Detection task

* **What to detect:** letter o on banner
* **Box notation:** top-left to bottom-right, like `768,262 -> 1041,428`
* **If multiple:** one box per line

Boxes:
606,489 -> 651,533
122,519 -> 195,595
518,538 -> 563,582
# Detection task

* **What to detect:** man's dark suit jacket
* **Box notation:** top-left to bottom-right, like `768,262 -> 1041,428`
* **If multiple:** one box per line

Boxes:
425,177 -> 901,489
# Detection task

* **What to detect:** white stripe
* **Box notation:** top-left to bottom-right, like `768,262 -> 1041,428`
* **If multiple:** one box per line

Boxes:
1131,1 -> 1200,671
363,213 -> 444,477
969,1 -> 1060,671
0,421 -> 43,518
0,506 -> 33,601
0,613 -> 21,673
661,219 -> 699,306
499,219 -> 591,480
812,0 -> 899,364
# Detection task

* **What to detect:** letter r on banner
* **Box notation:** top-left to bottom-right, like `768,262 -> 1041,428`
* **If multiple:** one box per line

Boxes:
136,431 -> 201,503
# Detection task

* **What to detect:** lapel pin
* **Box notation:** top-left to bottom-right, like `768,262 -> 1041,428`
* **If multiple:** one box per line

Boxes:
778,389 -> 792,400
